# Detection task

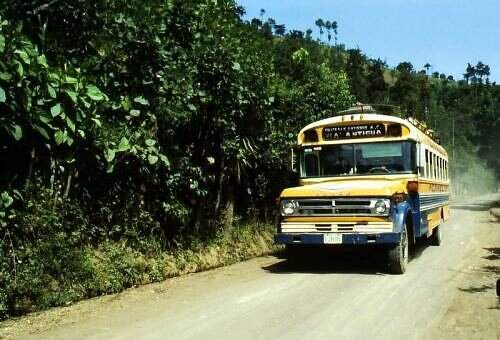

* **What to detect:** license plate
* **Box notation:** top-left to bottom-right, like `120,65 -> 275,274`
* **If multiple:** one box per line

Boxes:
324,233 -> 342,244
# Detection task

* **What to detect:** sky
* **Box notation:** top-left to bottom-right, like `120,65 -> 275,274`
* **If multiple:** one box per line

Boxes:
236,0 -> 500,83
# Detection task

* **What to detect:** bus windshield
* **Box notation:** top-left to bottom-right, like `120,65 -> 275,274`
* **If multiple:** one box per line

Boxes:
299,141 -> 416,178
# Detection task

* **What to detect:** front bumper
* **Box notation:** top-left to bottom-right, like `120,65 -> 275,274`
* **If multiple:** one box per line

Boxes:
275,232 -> 401,245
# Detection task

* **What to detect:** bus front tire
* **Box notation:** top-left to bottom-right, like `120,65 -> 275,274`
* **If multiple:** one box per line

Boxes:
388,225 -> 409,274
284,244 -> 300,262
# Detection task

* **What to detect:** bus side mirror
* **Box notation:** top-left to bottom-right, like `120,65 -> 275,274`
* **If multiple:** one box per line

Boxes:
289,147 -> 299,173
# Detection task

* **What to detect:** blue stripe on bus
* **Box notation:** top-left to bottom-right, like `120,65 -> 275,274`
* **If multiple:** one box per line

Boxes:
419,192 -> 450,211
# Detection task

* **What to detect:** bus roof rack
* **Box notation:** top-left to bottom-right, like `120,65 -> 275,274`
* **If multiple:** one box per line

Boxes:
338,103 -> 440,142
338,103 -> 402,117
407,117 -> 436,139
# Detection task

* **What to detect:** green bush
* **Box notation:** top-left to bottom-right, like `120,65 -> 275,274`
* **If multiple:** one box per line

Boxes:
0,181 -> 277,319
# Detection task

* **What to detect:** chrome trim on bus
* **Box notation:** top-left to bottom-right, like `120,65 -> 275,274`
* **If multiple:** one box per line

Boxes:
280,221 -> 394,234
281,198 -> 391,217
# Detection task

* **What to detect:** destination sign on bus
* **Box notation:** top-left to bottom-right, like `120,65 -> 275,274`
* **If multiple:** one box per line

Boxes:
323,123 -> 385,140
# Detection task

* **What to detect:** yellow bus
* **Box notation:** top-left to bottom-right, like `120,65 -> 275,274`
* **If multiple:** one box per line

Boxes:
276,104 -> 450,274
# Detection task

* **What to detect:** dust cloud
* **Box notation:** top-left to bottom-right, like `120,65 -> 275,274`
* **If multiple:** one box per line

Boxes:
450,151 -> 497,198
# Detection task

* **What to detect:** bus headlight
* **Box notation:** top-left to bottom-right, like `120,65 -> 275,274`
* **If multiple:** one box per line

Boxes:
281,200 -> 298,216
374,199 -> 390,214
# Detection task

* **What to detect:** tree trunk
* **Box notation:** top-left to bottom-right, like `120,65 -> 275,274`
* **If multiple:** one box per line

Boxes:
24,148 -> 35,191
223,184 -> 234,229
63,167 -> 73,198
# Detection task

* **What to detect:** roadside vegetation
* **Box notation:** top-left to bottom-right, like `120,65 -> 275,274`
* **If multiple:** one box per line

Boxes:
0,0 -> 498,319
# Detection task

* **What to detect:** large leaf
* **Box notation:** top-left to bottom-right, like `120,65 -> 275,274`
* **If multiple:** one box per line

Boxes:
86,84 -> 107,101
105,149 -> 116,162
47,84 -> 57,99
37,55 -> 48,68
129,109 -> 140,117
14,49 -> 30,64
1,192 -> 14,208
0,86 -> 5,103
117,137 -> 130,152
33,124 -> 50,139
159,154 -> 170,167
50,103 -> 62,117
65,89 -> 78,103
66,116 -> 76,132
54,130 -> 66,145
14,60 -> 23,77
0,72 -> 11,81
0,34 -> 5,53
64,76 -> 78,84
10,124 -> 22,141
148,154 -> 159,165
134,96 -> 149,106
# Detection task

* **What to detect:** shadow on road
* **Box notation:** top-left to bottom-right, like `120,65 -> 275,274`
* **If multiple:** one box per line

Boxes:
458,284 -> 494,293
457,247 -> 499,310
483,247 -> 500,261
263,247 -> 392,275
264,238 -> 433,275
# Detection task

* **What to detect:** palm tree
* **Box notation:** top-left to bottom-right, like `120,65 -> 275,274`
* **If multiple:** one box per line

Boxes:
274,24 -> 286,36
423,63 -> 431,75
463,63 -> 474,83
306,28 -> 313,40
325,20 -> 332,43
332,21 -> 338,45
315,18 -> 324,41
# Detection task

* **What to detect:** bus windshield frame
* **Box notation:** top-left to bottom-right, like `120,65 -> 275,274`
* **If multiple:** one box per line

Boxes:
299,141 -> 417,178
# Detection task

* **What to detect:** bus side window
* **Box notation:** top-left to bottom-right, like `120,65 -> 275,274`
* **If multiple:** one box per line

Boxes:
440,157 -> 443,180
429,152 -> 434,179
411,143 -> 417,173
433,154 -> 437,179
425,150 -> 429,178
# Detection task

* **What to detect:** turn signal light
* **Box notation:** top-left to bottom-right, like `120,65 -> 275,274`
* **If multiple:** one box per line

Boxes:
406,181 -> 419,194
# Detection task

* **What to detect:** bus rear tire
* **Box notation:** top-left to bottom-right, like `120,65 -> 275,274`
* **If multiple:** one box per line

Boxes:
388,225 -> 409,274
429,225 -> 442,246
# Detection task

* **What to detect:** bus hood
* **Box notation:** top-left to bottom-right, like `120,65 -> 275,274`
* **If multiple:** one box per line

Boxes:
280,178 -> 408,198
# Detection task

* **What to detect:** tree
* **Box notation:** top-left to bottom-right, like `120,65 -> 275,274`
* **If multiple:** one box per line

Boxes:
423,63 -> 431,75
463,63 -> 475,83
367,58 -> 389,103
345,49 -> 369,102
305,28 -> 313,40
391,62 -> 419,116
274,24 -> 286,36
332,21 -> 338,45
475,61 -> 490,84
325,20 -> 332,44
315,18 -> 325,41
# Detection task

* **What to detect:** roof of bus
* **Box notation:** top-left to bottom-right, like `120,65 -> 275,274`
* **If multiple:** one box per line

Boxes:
298,113 -> 448,157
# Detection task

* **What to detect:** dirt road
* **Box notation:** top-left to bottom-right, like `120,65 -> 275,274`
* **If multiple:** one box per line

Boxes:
1,195 -> 499,339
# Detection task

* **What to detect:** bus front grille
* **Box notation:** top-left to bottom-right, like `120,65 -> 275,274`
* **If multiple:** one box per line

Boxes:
294,198 -> 389,216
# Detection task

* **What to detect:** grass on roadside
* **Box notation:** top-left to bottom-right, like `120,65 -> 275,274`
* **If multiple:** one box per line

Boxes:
1,220 -> 280,319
